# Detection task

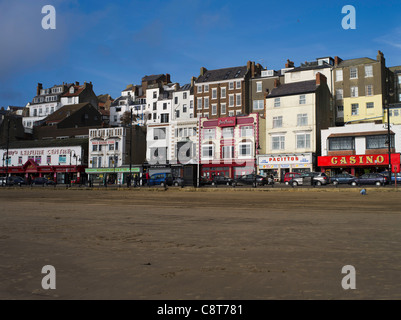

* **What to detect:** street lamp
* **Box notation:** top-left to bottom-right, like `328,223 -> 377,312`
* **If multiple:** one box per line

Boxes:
69,150 -> 76,187
386,106 -> 392,185
254,142 -> 261,188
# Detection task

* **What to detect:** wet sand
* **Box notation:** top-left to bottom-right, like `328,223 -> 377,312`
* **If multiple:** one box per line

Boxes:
1,188 -> 401,300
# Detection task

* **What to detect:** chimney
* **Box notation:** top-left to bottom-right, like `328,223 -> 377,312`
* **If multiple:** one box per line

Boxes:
334,56 -> 342,66
264,89 -> 270,98
191,76 -> 196,87
200,67 -> 208,76
251,61 -> 255,78
274,79 -> 280,88
37,83 -> 43,96
165,73 -> 171,84
377,50 -> 385,62
247,60 -> 252,70
285,59 -> 294,68
75,81 -> 79,86
316,72 -> 327,85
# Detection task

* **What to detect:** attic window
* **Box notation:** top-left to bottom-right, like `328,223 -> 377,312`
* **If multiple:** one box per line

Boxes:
69,87 -> 75,94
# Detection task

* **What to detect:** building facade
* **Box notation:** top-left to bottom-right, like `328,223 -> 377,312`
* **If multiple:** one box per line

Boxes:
318,122 -> 401,176
199,113 -> 265,180
261,73 -> 332,181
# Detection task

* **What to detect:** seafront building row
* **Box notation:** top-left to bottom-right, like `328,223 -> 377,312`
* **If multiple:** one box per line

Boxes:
1,51 -> 401,185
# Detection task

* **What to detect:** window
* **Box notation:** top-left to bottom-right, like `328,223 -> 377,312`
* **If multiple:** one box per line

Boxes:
154,128 -> 166,140
221,87 -> 226,98
204,85 -> 209,93
351,103 -> 359,115
153,102 -> 157,110
273,116 -> 283,128
236,81 -> 241,89
59,155 -> 66,164
296,134 -> 311,149
221,103 -> 226,115
212,88 -> 217,99
365,65 -> 373,77
212,104 -> 217,115
239,143 -> 252,157
204,129 -> 215,139
329,137 -> 354,150
92,157 -> 97,168
204,112 -> 209,118
253,100 -> 264,110
92,144 -> 98,152
190,100 -> 193,109
336,89 -> 343,100
222,146 -> 234,159
153,113 -> 157,120
197,98 -> 202,110
366,102 -> 374,109
160,113 -> 169,123
236,110 -> 241,115
366,85 -> 373,96
222,127 -> 234,138
153,91 -> 157,99
394,110 -> 399,117
204,97 -> 209,109
98,157 -> 102,168
46,155 -> 51,164
297,114 -> 308,126
274,98 -> 281,107
272,136 -> 285,150
256,82 -> 262,93
299,95 -> 306,105
229,82 -> 234,90
366,135 -> 393,149
241,126 -> 253,137
163,103 -> 167,110
18,156 -> 23,165
336,70 -> 343,81
351,86 -> 358,97
183,105 -> 187,113
229,95 -> 234,107
337,105 -> 344,114
236,93 -> 241,106
35,156 -> 41,164
197,86 -> 202,93
109,144 -> 114,151
174,97 -> 178,104
202,145 -> 214,158
350,67 -> 358,79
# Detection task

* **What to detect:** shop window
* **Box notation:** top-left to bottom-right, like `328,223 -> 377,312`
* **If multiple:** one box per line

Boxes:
366,135 -> 394,149
328,137 -> 355,150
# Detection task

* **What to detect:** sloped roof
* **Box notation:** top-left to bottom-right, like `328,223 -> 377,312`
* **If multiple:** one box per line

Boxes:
62,84 -> 86,97
142,74 -> 165,82
3,137 -> 89,149
196,66 -> 248,83
44,103 -> 91,123
337,57 -> 377,68
267,80 -> 317,98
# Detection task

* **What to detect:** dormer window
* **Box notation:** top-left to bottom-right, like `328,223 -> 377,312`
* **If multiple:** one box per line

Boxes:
69,87 -> 75,94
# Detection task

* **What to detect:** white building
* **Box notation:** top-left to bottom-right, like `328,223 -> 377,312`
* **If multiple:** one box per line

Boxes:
260,73 -> 332,180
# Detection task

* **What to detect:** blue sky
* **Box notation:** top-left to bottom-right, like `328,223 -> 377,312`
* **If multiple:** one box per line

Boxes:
1,0 -> 401,107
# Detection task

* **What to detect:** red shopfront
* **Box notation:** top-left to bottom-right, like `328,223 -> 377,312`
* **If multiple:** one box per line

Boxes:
318,153 -> 401,176
0,159 -> 86,184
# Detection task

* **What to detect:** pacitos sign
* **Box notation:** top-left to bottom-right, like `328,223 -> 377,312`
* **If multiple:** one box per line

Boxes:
318,154 -> 400,167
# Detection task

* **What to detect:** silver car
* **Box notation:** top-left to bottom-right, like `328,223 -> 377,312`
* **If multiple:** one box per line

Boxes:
289,172 -> 329,186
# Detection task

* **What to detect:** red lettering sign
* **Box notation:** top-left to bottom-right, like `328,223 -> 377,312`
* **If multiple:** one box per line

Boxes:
318,154 -> 400,167
218,117 -> 236,127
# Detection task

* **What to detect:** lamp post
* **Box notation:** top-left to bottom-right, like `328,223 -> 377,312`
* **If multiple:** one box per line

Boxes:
69,150 -> 76,187
129,108 -> 133,186
254,142 -> 260,188
386,106 -> 392,185
5,118 -> 10,179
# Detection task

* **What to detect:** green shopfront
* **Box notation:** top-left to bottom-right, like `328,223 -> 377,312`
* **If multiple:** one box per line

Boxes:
85,167 -> 141,186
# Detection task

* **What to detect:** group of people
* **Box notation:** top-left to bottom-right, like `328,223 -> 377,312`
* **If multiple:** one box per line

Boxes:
126,172 -> 149,187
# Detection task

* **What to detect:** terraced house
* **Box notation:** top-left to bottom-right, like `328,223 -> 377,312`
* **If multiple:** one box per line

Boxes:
333,51 -> 394,125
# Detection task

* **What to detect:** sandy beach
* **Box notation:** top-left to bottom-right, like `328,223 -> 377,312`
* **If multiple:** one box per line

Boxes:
1,187 -> 401,300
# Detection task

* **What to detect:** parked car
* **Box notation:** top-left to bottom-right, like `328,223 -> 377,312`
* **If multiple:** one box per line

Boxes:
289,172 -> 329,186
173,177 -> 185,187
350,173 -> 389,186
380,172 -> 401,183
284,172 -> 302,185
329,172 -> 356,185
6,176 -> 27,186
0,176 -> 6,186
211,175 -> 234,186
33,177 -> 56,185
148,172 -> 173,186
232,174 -> 272,187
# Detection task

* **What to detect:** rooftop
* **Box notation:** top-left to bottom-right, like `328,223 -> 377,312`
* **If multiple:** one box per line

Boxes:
196,66 -> 248,83
267,80 -> 318,98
